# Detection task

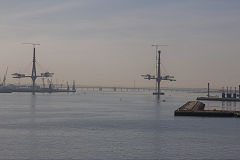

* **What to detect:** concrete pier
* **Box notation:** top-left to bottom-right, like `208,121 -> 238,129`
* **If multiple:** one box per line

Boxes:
175,101 -> 240,117
196,97 -> 240,102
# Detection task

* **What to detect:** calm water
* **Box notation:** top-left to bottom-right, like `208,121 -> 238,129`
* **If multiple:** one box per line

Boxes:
0,90 -> 239,160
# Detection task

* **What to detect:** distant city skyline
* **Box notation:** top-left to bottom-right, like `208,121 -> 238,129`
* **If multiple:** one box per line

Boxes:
1,0 -> 240,88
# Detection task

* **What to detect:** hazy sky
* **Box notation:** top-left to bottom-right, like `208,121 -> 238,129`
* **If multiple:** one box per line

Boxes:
1,0 -> 240,88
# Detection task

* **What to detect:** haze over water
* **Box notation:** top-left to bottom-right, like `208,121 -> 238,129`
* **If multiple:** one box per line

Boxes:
0,90 -> 239,160
1,0 -> 240,88
1,1 -> 240,159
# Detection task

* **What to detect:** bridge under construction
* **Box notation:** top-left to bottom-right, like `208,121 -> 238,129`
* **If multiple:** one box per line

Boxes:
141,45 -> 176,96
10,43 -> 76,93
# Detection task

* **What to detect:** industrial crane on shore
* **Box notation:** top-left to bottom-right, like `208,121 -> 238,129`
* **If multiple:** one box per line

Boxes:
1,67 -> 8,86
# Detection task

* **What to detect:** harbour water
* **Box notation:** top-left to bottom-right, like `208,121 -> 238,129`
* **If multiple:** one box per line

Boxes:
0,89 -> 239,159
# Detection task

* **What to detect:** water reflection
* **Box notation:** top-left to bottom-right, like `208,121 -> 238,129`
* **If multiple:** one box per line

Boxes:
221,101 -> 238,111
155,96 -> 161,119
155,95 -> 161,104
28,94 -> 39,159
30,94 -> 36,111
153,95 -> 162,159
205,100 -> 240,111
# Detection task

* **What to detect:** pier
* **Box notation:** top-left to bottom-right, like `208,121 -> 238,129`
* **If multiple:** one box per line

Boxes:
175,101 -> 240,117
196,97 -> 240,102
196,83 -> 240,102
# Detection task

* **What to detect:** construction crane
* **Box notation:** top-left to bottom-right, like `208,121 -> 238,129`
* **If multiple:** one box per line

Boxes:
41,72 -> 54,88
12,43 -> 54,92
72,80 -> 76,91
42,77 -> 45,88
22,42 -> 40,48
12,73 -> 26,78
47,79 -> 53,89
141,50 -> 175,96
2,67 -> 8,86
67,81 -> 70,91
41,72 -> 54,77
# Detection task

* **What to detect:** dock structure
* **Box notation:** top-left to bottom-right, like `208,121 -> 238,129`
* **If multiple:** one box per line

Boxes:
196,97 -> 240,102
196,83 -> 240,102
175,101 -> 205,113
175,101 -> 240,117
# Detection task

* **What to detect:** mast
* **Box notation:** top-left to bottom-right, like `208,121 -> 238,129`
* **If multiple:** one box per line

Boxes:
31,47 -> 37,92
157,50 -> 161,94
152,44 -> 168,92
